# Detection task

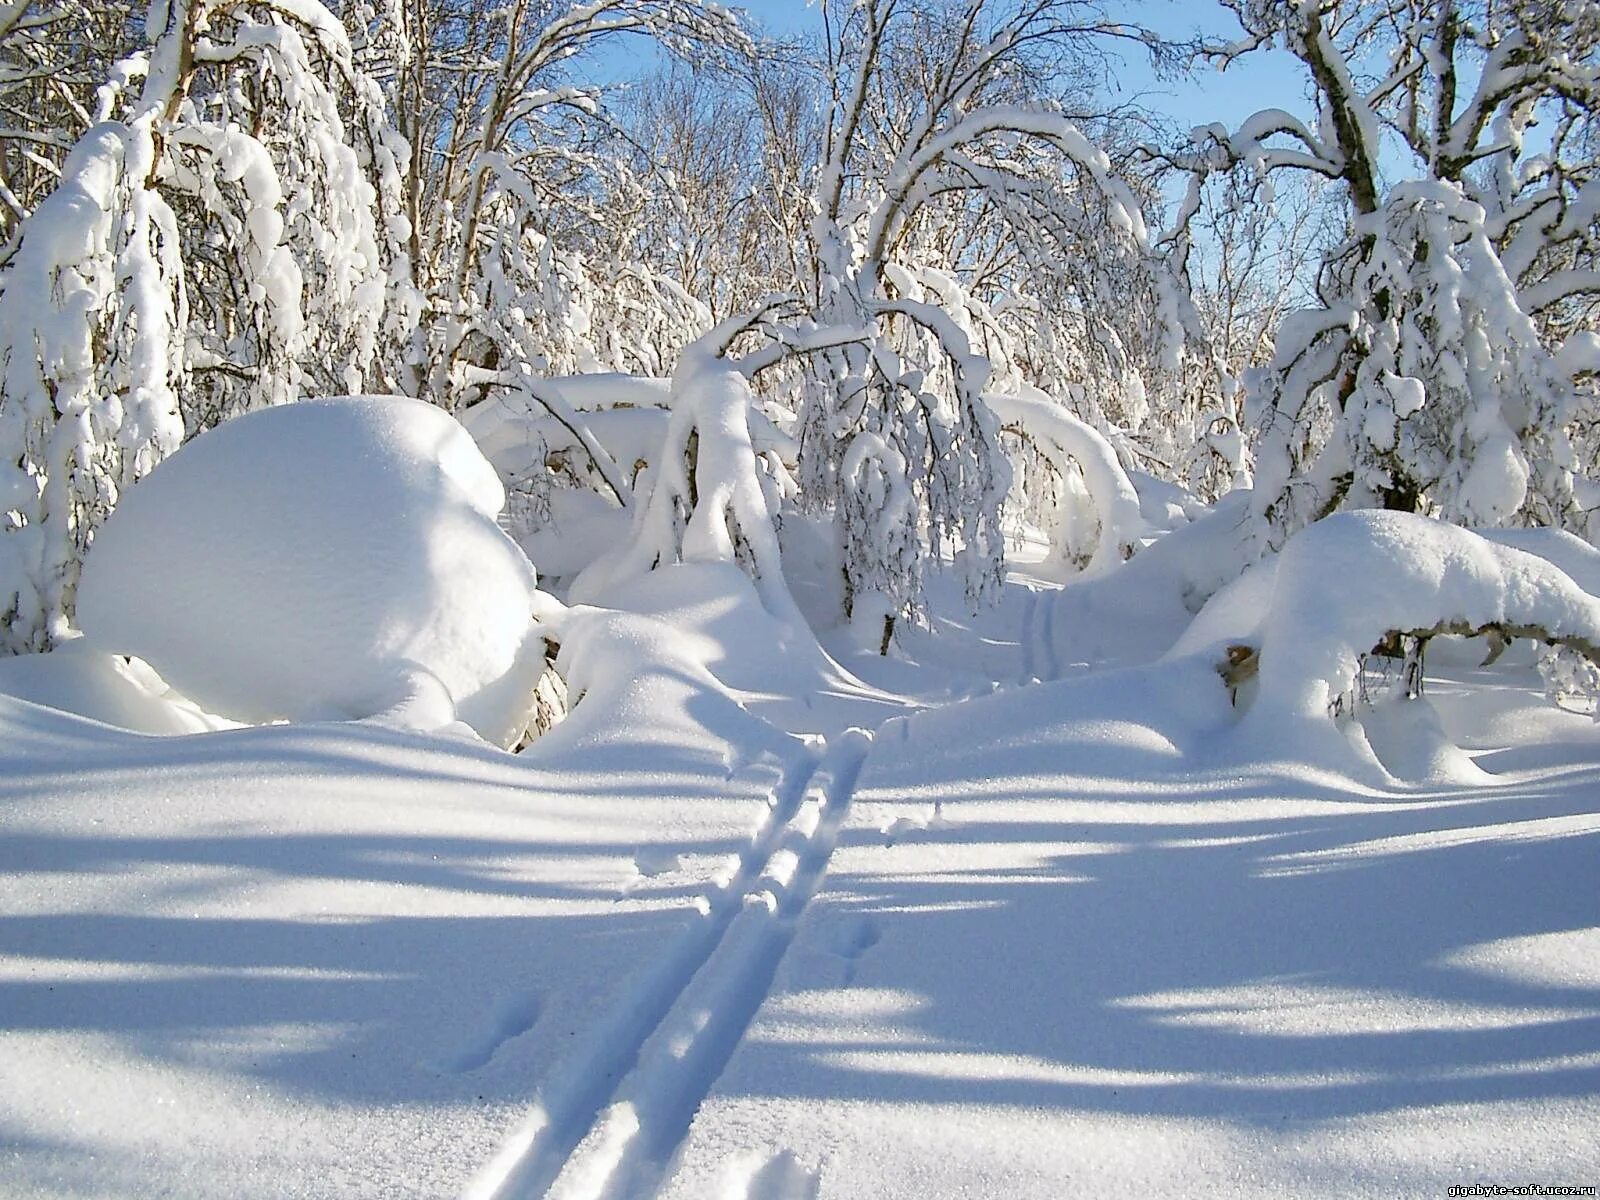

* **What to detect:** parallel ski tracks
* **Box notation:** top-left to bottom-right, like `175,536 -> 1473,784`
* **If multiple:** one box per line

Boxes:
465,728 -> 875,1200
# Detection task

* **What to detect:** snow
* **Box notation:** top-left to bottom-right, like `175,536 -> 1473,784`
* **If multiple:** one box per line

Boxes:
75,397 -> 550,747
0,576 -> 813,1198
654,646 -> 1600,1199
986,385 -> 1148,574
0,637 -> 234,735
12,0 -> 1600,1190
11,485 -> 1600,1199
1248,510 -> 1600,721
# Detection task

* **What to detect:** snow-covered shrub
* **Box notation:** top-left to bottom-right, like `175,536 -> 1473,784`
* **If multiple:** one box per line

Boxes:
986,386 -> 1149,575
839,432 -> 919,650
0,120 -> 186,654
571,311 -> 804,629
0,2 -> 138,245
76,397 -> 553,748
389,0 -> 748,412
1537,644 -> 1600,716
1249,183 -> 1577,539
785,0 -> 1185,629
1248,511 -> 1600,724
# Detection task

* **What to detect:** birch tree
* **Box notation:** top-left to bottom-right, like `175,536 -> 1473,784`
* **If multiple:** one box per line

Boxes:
369,0 -> 754,409
786,0 -> 1185,636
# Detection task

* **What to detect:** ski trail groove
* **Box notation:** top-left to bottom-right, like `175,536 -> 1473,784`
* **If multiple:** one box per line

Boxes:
539,728 -> 873,1200
464,730 -> 871,1200
1017,585 -> 1038,684
1031,584 -> 1059,681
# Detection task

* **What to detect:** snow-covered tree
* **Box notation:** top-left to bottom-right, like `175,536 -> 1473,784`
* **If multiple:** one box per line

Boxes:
780,0 -> 1185,637
369,0 -> 753,411
0,0 -> 410,652
1166,0 -> 1600,552
0,2 -> 142,247
572,299 -> 804,625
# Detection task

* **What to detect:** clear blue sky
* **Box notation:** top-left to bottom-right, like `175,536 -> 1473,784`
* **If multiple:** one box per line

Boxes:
727,0 -> 1314,138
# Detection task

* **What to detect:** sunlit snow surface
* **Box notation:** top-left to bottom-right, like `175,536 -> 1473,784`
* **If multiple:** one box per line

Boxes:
661,653 -> 1600,1198
4,554 -> 1600,1197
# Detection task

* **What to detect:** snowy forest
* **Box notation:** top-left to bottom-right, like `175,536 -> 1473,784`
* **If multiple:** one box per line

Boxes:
3,0 -> 1600,1196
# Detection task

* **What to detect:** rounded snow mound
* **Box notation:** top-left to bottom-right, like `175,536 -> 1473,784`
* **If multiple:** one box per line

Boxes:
1254,509 -> 1600,720
77,396 -> 549,747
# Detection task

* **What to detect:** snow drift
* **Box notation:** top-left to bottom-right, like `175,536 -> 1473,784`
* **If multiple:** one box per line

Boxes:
1250,510 -> 1600,721
76,396 -> 551,747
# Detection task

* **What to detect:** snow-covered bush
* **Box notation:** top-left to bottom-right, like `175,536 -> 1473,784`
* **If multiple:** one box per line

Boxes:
0,2 -> 138,244
1248,182 -> 1576,538
986,386 -> 1149,575
0,119 -> 186,655
76,397 -> 554,748
1248,511 -> 1600,723
383,0 -> 749,412
571,311 -> 804,629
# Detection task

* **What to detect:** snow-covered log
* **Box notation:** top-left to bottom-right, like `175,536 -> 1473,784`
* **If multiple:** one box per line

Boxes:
1250,511 -> 1600,723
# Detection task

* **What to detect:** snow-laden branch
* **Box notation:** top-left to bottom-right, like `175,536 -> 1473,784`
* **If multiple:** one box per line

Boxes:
570,311 -> 803,627
1246,510 -> 1600,723
986,386 -> 1148,575
864,105 -> 1149,269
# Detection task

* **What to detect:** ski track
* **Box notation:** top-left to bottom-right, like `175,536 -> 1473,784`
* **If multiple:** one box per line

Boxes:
1016,584 -> 1038,684
464,727 -> 875,1200
1020,582 -> 1058,683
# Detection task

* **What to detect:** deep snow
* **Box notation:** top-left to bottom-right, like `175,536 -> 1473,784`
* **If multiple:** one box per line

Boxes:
76,397 -> 550,747
5,525 -> 1600,1197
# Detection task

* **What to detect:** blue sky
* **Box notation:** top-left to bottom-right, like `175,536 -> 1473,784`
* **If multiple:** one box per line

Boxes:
727,0 -> 1314,137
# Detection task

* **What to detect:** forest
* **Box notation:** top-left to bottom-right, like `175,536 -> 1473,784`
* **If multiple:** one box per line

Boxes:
2,1 -> 1599,1197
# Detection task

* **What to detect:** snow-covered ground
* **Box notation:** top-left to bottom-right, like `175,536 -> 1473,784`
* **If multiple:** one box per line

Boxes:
5,540 -> 1600,1198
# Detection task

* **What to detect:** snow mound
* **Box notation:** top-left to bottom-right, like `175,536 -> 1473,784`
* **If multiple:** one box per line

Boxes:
1253,510 -> 1600,721
1045,489 -> 1255,669
76,396 -> 550,747
0,637 -> 232,735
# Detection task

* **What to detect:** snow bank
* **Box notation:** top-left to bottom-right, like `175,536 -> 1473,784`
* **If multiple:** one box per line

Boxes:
1043,489 -> 1256,670
0,638 -> 232,735
1251,511 -> 1600,721
76,397 -> 551,747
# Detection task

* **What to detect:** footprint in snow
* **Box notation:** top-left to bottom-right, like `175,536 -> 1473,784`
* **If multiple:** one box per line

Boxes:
617,845 -> 685,898
724,1149 -> 821,1200
425,992 -> 541,1073
829,914 -> 881,985
880,805 -> 948,845
632,845 -> 683,877
791,912 -> 882,989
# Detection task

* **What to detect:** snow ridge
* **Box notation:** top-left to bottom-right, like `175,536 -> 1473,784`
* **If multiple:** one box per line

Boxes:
465,729 -> 874,1200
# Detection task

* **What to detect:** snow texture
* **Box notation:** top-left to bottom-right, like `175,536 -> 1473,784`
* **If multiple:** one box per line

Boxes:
6,527 -> 1600,1198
